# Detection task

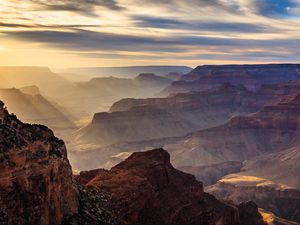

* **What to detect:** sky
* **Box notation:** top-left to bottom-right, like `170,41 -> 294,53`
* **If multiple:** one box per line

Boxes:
1,0 -> 300,68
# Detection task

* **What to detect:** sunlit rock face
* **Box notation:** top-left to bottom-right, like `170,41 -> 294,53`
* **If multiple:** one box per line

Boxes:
239,145 -> 300,190
76,149 -> 243,225
165,93 -> 300,167
0,102 -> 78,225
207,182 -> 300,223
162,64 -> 300,95
204,144 -> 300,223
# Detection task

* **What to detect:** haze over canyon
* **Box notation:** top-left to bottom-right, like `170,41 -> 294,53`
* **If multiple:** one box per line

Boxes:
2,0 -> 300,224
0,64 -> 300,225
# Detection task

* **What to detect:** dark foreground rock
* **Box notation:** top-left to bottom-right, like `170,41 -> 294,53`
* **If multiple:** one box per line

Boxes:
76,148 -> 266,225
0,101 -> 78,225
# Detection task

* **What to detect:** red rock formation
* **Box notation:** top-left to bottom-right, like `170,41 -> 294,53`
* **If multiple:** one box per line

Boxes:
76,148 -> 243,225
166,92 -> 300,167
76,80 -> 300,159
0,102 -> 78,225
162,64 -> 300,95
0,104 -> 267,225
77,83 -> 276,148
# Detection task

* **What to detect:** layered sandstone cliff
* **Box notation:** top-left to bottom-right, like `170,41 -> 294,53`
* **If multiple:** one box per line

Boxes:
77,84 -> 275,147
162,64 -> 300,95
0,101 -> 78,225
165,92 -> 300,167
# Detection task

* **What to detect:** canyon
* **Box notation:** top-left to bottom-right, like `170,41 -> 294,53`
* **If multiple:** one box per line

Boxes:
166,92 -> 300,167
0,102 -> 267,225
2,64 -> 300,224
76,83 -> 280,147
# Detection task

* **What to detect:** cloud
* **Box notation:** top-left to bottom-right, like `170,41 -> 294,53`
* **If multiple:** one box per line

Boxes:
4,28 -> 300,54
28,0 -> 123,16
0,22 -> 103,29
134,16 -> 273,33
130,0 -> 241,13
1,0 -> 300,66
3,29 -> 178,52
133,0 -> 242,12
0,22 -> 33,28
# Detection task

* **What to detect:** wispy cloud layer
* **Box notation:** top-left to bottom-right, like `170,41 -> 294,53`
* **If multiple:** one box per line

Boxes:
1,0 -> 300,67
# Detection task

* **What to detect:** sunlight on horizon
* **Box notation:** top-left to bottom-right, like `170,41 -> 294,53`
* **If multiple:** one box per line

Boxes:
1,0 -> 300,67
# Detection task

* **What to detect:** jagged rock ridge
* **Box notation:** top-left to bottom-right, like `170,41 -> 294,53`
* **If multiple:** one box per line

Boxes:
76,148 -> 266,225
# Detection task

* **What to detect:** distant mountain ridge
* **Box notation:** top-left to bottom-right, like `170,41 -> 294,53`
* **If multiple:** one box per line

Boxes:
76,81 -> 300,152
76,83 -> 269,147
0,66 -> 69,91
58,65 -> 192,81
0,87 -> 75,132
162,63 -> 300,95
0,67 -> 175,117
73,73 -> 173,115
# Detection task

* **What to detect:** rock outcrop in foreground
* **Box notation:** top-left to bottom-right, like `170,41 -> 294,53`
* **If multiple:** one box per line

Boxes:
0,101 -> 78,225
76,148 -> 266,225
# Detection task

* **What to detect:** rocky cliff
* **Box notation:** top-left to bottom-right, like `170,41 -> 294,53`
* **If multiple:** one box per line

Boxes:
162,64 -> 300,95
0,101 -> 78,225
76,148 -> 266,225
0,102 -> 266,225
203,144 -> 300,223
165,92 -> 300,167
77,83 -> 276,147
234,145 -> 300,190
